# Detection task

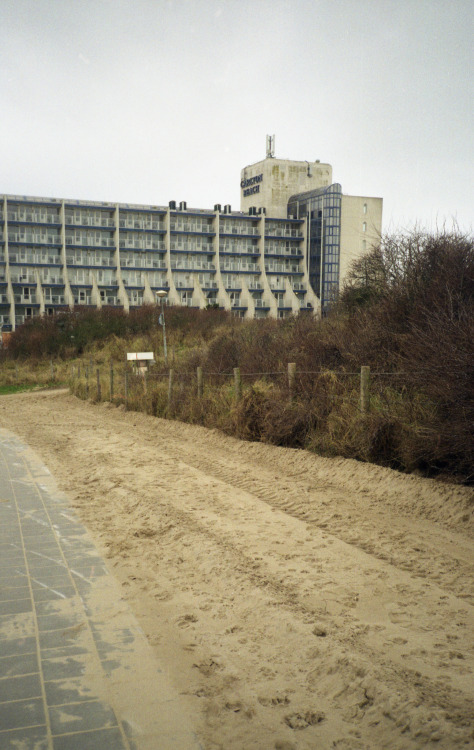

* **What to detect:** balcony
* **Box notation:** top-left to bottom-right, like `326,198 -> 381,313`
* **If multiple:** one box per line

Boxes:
66,255 -> 115,267
11,273 -> 36,283
265,227 -> 303,238
14,294 -> 37,304
10,253 -> 61,265
66,235 -> 115,248
66,215 -> 115,228
170,260 -> 215,271
265,263 -> 302,274
220,262 -> 260,273
41,277 -> 63,285
170,243 -> 213,253
121,258 -> 166,270
220,225 -> 259,236
9,233 -> 61,245
264,245 -> 303,258
44,295 -> 66,305
219,245 -> 259,255
119,219 -> 164,231
170,223 -> 214,233
8,212 -> 61,225
119,238 -> 165,251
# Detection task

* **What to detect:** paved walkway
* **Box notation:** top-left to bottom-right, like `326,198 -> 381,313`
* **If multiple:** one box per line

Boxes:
0,428 -> 203,750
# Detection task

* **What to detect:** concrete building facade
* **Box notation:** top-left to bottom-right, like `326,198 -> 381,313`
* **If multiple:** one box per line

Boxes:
0,148 -> 382,330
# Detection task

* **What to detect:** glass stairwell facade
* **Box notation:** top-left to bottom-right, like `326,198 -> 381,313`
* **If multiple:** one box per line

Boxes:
288,184 -> 342,313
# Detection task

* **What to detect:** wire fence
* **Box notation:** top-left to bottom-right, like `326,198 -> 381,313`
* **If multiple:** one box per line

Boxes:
69,359 -> 420,416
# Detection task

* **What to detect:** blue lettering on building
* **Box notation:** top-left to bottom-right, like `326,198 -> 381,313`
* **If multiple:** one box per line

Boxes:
241,173 -> 263,195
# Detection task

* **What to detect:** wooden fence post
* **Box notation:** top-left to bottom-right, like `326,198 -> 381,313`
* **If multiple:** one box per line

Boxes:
109,361 -> 114,401
96,368 -> 101,401
50,360 -> 54,381
288,362 -> 296,401
197,366 -> 203,399
124,370 -> 128,406
233,367 -> 242,402
360,366 -> 370,413
143,369 -> 148,395
85,366 -> 89,398
168,369 -> 174,409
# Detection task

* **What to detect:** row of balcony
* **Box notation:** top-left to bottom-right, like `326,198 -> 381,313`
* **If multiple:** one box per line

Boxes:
5,233 -> 304,253
2,267 -> 306,289
7,212 -> 61,225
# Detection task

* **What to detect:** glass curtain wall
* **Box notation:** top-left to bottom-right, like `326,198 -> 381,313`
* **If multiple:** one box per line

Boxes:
288,184 -> 342,312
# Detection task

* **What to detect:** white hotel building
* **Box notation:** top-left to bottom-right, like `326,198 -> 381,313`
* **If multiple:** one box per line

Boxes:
0,145 -> 382,330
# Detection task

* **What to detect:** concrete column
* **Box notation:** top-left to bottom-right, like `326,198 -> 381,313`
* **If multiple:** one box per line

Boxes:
61,201 -> 74,309
165,207 -> 181,306
115,205 -> 130,311
213,210 -> 231,310
258,214 -> 278,318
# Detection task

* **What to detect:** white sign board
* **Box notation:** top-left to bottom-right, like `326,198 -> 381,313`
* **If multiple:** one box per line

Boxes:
127,352 -> 154,361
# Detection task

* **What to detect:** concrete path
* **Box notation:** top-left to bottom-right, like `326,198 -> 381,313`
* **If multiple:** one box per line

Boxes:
0,428 -> 203,750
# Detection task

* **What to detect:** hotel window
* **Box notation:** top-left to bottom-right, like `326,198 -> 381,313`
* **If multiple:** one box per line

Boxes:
362,222 -> 367,232
363,203 -> 367,214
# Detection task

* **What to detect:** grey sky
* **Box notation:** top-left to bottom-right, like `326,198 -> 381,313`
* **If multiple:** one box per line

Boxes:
1,0 -> 472,232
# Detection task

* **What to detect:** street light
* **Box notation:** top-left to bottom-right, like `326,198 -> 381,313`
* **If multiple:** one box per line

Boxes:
156,289 -> 168,365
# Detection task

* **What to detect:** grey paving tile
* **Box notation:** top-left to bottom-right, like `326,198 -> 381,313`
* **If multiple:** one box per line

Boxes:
0,575 -> 30,589
44,677 -> 99,706
41,654 -> 88,681
52,726 -> 127,750
0,672 -> 42,702
0,725 -> 49,749
30,580 -> 73,592
0,636 -> 37,657
39,625 -> 91,651
0,564 -> 27,576
34,596 -> 82,617
0,652 -> 39,678
26,552 -> 64,566
0,598 -> 33,616
36,613 -> 84,634
0,696 -> 45,730
28,565 -> 70,580
49,699 -> 118,735
0,611 -> 36,638
40,645 -> 90,660
32,586 -> 76,603
0,585 -> 31,602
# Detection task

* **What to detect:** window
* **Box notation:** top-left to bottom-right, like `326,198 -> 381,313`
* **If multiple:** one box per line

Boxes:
362,222 -> 367,232
363,203 -> 367,214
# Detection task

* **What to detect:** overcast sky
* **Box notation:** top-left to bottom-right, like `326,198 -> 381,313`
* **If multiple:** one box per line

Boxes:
1,0 -> 472,232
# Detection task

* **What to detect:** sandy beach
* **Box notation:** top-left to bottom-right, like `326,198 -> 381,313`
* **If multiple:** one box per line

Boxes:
0,389 -> 472,750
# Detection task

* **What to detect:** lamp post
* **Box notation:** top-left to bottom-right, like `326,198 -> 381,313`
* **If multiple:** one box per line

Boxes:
156,289 -> 168,365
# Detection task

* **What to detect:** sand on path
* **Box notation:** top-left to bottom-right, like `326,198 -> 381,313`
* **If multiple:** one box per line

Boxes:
0,390 -> 472,750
